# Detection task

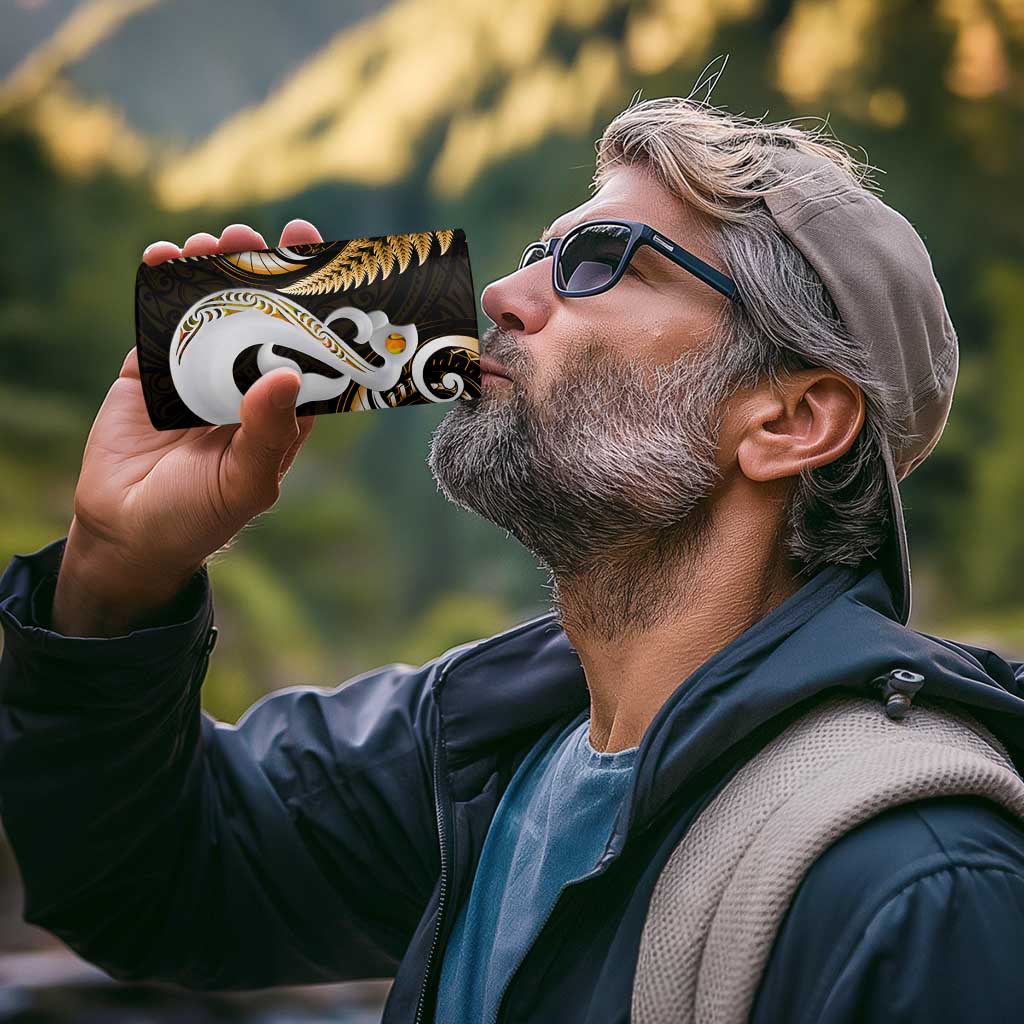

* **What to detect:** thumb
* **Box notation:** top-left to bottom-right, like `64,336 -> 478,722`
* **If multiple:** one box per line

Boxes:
226,368 -> 303,512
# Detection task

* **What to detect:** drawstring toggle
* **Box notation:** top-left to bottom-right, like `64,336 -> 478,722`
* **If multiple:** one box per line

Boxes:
870,668 -> 925,720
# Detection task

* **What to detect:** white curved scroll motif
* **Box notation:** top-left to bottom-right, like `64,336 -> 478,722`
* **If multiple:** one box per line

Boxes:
169,288 -> 418,425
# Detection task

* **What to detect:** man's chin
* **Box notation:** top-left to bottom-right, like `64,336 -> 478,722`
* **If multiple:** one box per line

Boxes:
429,404 -> 508,494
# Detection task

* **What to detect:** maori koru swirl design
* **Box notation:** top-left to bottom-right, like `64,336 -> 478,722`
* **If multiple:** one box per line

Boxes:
153,229 -> 478,426
173,289 -> 423,425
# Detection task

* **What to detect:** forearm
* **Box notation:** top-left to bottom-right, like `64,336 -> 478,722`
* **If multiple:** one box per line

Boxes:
0,536 -> 435,989
0,535 -> 217,974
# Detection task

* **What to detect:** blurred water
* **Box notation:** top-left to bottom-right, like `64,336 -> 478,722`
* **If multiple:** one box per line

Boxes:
0,951 -> 390,1024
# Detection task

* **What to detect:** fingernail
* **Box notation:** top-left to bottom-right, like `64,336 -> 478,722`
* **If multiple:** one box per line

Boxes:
272,373 -> 300,410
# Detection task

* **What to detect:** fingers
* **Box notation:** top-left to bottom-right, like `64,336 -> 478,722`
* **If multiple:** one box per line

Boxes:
219,223 -> 268,254
119,347 -> 141,381
280,218 -> 323,247
142,240 -> 182,266
139,223 -> 265,267
280,414 -> 316,481
142,219 -> 322,266
141,234 -> 220,265
226,369 -> 303,510
182,231 -> 220,258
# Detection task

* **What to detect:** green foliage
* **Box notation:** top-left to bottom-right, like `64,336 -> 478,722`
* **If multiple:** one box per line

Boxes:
957,263 -> 1024,613
394,591 -> 518,669
2,0 -> 1023,715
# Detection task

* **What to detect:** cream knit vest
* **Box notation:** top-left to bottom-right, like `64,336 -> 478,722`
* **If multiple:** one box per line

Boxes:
631,694 -> 1024,1024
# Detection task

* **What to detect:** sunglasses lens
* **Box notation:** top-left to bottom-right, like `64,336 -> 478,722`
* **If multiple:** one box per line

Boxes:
555,223 -> 631,292
519,244 -> 547,271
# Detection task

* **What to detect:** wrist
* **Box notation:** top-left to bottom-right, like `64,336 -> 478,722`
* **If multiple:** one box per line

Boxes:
52,518 -> 205,638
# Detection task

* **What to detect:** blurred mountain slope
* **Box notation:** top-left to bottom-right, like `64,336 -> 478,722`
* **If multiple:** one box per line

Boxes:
1,0 -> 1023,712
1,0 -> 777,206
3,0 -> 1021,209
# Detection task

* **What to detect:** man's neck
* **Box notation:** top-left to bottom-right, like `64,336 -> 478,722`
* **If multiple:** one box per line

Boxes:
552,510 -> 802,753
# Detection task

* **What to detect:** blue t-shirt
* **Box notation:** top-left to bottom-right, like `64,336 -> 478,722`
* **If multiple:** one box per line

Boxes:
433,712 -> 639,1023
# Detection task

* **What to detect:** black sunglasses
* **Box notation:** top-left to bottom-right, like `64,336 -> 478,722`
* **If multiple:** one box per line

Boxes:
518,218 -> 741,303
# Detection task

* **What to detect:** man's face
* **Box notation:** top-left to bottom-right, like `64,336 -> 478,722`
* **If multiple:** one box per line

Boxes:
478,163 -> 728,397
427,163 -> 740,611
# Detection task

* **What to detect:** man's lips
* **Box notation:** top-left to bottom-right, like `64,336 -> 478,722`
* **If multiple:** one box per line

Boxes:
479,355 -> 513,382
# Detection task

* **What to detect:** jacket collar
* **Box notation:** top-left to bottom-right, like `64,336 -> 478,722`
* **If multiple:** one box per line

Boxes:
432,556 -> 1024,852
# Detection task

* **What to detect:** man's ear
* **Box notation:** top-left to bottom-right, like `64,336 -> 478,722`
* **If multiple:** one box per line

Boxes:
733,369 -> 865,483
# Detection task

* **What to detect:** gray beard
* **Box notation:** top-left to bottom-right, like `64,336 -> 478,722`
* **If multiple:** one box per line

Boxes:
427,331 -> 739,640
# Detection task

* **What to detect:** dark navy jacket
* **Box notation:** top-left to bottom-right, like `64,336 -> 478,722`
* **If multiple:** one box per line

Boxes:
2,535 -> 1024,1023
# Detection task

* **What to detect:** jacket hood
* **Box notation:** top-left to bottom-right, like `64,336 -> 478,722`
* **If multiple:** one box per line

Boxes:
433,556 -> 1024,864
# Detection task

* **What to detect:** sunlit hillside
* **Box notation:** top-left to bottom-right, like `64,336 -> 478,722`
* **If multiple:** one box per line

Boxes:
4,0 -> 1020,209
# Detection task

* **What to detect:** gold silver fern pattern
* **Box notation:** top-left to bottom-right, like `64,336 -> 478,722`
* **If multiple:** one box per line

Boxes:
282,229 -> 456,296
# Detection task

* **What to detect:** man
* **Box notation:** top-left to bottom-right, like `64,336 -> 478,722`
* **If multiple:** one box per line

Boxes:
2,95 -> 1024,1023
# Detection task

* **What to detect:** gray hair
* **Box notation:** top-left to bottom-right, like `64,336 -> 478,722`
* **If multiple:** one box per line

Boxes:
592,93 -> 911,577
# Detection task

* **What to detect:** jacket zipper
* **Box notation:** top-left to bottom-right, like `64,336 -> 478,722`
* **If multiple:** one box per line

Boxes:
410,622 -> 591,1024
490,771 -> 681,1024
414,685 -> 453,1024
491,853 -> 617,1024
488,778 -> 735,1023
192,625 -> 218,692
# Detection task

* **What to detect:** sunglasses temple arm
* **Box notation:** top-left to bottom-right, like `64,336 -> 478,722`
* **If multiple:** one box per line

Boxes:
650,237 -> 741,302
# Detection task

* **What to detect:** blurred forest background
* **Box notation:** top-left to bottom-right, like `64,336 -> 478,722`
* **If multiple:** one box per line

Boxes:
0,0 -> 1021,1018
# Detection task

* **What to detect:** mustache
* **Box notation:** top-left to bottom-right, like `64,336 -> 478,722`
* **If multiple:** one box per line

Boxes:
480,324 -> 525,368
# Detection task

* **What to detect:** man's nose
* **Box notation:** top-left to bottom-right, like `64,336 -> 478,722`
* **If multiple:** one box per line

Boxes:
481,267 -> 551,335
